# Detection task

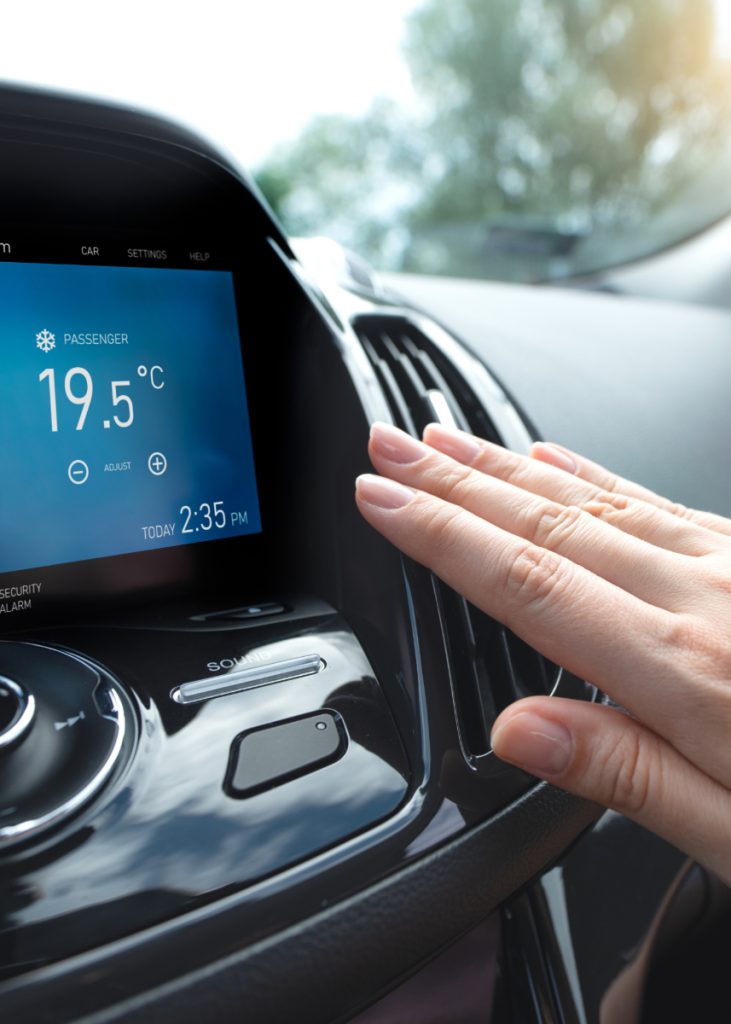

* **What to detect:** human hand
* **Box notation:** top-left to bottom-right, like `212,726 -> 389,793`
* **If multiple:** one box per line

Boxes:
355,422 -> 731,884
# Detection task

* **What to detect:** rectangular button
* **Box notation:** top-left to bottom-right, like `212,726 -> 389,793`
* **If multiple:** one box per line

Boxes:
226,711 -> 346,797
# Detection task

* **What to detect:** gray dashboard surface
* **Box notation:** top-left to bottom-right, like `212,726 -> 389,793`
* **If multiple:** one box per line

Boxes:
384,273 -> 731,517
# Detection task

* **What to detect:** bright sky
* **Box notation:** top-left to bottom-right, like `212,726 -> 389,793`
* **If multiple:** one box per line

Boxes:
0,0 -> 420,169
0,1 -> 728,170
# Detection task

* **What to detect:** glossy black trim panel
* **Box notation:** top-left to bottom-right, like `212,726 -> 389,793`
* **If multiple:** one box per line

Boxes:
1,787 -> 598,1024
0,609 -> 409,974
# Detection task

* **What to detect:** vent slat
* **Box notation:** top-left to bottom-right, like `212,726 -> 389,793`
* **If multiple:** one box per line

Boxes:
361,336 -> 417,434
379,333 -> 435,434
410,348 -> 470,432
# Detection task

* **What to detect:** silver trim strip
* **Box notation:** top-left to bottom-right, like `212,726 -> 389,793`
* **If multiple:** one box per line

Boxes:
170,654 -> 325,706
0,676 -> 35,749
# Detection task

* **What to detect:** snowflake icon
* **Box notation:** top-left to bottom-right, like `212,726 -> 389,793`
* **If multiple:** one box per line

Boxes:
36,328 -> 56,354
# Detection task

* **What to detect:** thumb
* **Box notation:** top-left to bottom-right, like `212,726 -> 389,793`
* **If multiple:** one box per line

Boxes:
490,696 -> 731,885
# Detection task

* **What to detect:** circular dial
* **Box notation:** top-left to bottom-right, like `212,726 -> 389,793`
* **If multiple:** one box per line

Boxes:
0,642 -> 135,850
0,676 -> 35,748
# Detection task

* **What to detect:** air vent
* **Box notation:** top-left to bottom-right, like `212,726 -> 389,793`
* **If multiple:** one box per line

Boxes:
355,317 -> 501,443
354,313 -> 590,766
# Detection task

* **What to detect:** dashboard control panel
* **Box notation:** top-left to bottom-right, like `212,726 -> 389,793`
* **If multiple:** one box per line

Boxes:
0,642 -> 135,850
0,87 -> 602,1024
0,601 -> 411,977
0,86 -> 413,985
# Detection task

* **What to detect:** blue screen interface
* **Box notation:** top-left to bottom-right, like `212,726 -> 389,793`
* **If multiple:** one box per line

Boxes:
0,262 -> 262,574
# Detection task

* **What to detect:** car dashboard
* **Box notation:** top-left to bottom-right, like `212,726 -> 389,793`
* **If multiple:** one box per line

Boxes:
0,85 -> 727,1024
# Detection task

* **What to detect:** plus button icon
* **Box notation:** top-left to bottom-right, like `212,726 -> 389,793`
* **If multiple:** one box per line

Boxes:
148,452 -> 168,476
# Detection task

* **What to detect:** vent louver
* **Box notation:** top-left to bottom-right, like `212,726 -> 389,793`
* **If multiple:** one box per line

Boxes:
354,313 -> 588,765
357,318 -> 501,444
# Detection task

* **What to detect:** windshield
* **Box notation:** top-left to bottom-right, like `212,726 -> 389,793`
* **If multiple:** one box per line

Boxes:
4,0 -> 731,283
256,0 -> 731,283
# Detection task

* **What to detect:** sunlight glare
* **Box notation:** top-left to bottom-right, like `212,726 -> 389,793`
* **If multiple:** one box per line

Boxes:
715,0 -> 731,55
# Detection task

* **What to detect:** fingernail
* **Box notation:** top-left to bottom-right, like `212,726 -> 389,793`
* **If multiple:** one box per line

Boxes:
533,443 -> 578,475
491,712 -> 572,776
423,423 -> 483,464
356,474 -> 416,510
370,422 -> 428,465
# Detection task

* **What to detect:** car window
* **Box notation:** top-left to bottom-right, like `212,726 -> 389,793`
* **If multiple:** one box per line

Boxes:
4,0 -> 731,283
256,0 -> 731,283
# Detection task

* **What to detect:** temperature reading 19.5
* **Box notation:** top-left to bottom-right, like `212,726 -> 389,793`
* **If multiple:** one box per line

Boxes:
38,365 -> 164,432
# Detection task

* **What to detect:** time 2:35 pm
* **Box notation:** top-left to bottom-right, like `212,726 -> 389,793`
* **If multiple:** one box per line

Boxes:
140,503 -> 249,541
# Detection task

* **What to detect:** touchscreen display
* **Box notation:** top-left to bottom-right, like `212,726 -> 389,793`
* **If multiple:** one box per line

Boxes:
0,261 -> 262,575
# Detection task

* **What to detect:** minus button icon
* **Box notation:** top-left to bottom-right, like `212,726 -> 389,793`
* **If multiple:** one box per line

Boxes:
68,460 -> 90,485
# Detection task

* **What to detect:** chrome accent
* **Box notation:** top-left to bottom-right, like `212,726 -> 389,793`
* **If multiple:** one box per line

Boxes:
0,676 -> 35,749
425,388 -> 459,431
170,653 -> 325,706
0,686 -> 126,849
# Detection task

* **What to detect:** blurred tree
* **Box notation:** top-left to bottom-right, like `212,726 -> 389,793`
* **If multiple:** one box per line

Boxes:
256,98 -> 428,269
256,0 -> 731,280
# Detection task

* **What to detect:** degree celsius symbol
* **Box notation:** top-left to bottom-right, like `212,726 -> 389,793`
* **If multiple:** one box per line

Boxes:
137,365 -> 165,390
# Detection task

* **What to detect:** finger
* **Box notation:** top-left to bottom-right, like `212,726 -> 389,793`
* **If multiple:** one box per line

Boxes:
368,423 -> 690,609
490,697 -> 731,887
422,423 -> 726,556
581,495 -> 726,558
533,441 -> 731,540
355,473 -> 673,718
355,473 -> 731,787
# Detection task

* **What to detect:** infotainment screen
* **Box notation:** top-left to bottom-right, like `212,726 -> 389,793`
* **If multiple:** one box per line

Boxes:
0,260 -> 262,575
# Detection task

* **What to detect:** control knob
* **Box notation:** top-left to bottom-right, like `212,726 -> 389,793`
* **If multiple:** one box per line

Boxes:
0,642 -> 135,850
